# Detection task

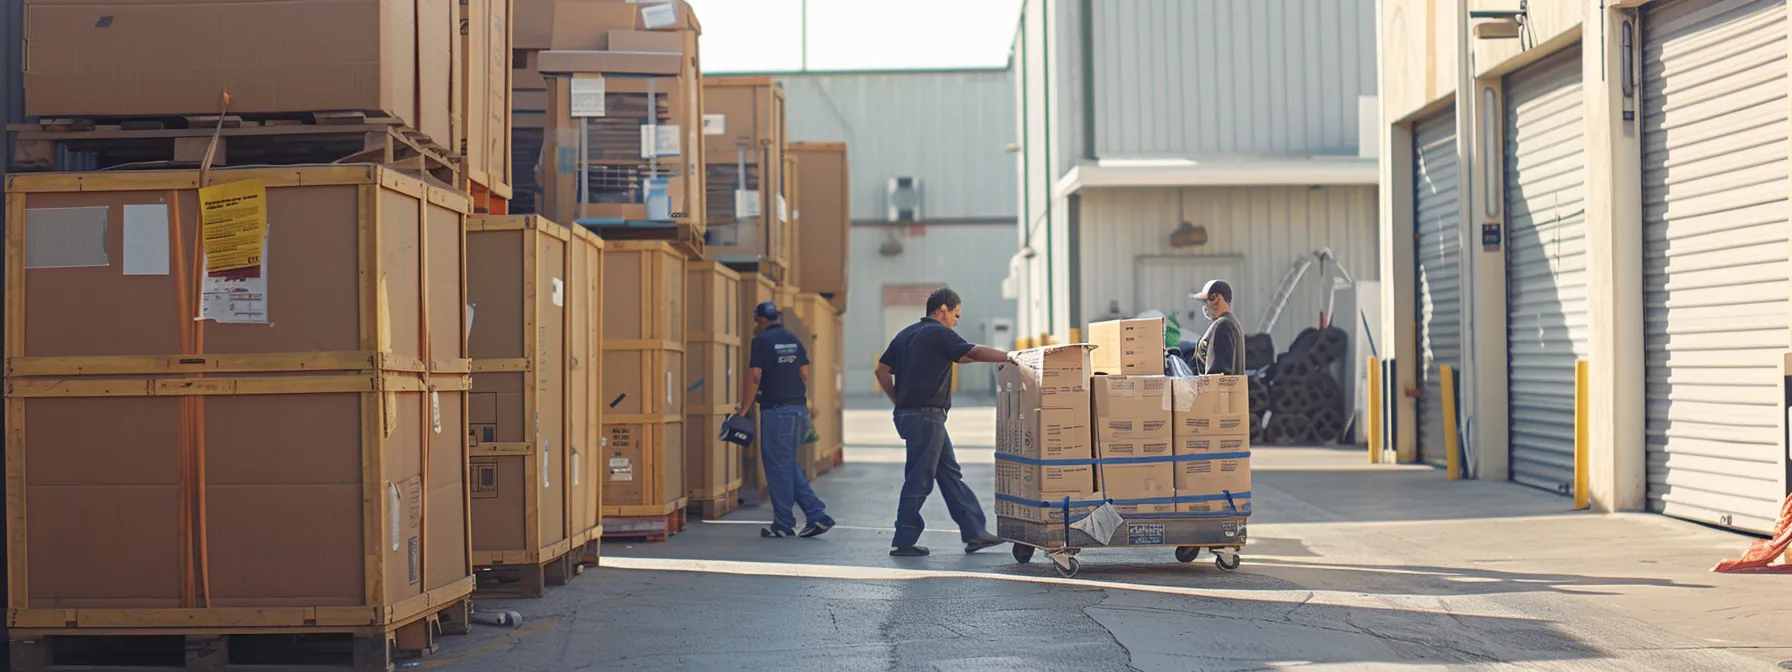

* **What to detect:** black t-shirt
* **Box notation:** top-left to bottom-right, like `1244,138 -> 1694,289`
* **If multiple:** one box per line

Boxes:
749,324 -> 808,406
880,318 -> 976,410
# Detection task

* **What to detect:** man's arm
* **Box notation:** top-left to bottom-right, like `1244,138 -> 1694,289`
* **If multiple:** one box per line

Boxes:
1207,321 -> 1238,375
799,364 -> 811,384
957,344 -> 1010,363
874,362 -> 898,404
738,368 -> 762,417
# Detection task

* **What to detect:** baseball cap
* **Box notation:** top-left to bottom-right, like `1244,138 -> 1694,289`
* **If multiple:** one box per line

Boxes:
1191,279 -> 1233,303
754,301 -> 781,321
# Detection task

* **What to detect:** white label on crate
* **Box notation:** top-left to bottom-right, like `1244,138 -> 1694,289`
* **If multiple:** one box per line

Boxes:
572,453 -> 581,486
776,194 -> 788,223
735,190 -> 762,218
570,76 -> 605,117
640,1 -> 676,29
703,114 -> 726,135
431,391 -> 442,434
609,457 -> 634,482
666,371 -> 674,406
388,483 -> 402,551
543,440 -> 552,489
640,125 -> 681,158
465,302 -> 476,341
552,277 -> 565,307
123,204 -> 170,276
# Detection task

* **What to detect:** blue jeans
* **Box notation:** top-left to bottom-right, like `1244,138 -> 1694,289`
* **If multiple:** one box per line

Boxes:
760,405 -> 827,532
891,408 -> 989,548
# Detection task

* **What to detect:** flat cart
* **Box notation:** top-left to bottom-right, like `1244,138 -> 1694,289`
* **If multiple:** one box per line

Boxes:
997,509 -> 1247,578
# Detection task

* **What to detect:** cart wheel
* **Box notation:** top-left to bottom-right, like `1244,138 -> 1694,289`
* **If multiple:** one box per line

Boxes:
1214,551 -> 1242,572
1012,544 -> 1035,563
1174,546 -> 1201,563
1054,556 -> 1081,578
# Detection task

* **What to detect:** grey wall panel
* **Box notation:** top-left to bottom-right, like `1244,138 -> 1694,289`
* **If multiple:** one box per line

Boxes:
1503,46 -> 1589,496
1413,109 -> 1461,468
1641,0 -> 1788,534
843,224 -> 1019,396
777,70 -> 1017,222
1055,0 -> 1085,175
1074,185 -> 1379,355
1091,0 -> 1377,159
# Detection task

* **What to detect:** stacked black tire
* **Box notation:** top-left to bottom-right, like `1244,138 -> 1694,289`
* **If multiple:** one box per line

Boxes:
1260,326 -> 1350,444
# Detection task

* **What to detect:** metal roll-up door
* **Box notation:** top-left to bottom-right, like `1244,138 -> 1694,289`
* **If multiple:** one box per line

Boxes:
1413,110 -> 1462,467
1641,0 -> 1788,533
1504,46 -> 1589,495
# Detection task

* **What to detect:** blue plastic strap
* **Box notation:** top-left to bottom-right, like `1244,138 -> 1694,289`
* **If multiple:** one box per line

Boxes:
995,451 -> 1251,466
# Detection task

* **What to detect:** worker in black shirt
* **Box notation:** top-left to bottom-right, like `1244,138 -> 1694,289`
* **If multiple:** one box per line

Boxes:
874,288 -> 1010,557
1191,279 -> 1246,375
738,302 -> 834,539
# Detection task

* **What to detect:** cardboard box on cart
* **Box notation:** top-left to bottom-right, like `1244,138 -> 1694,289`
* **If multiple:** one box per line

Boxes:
1091,375 -> 1175,514
995,345 -> 1098,524
1171,375 -> 1252,515
1087,318 -> 1166,375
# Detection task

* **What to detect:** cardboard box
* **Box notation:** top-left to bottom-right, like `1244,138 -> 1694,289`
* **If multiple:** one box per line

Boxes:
609,29 -> 685,53
1099,463 -> 1175,498
1092,375 -> 1173,441
995,457 -> 1096,501
1175,454 -> 1251,495
997,348 -> 1096,461
25,0 -> 453,129
1096,438 -> 1171,459
1176,435 -> 1250,455
789,143 -> 851,310
536,50 -> 683,76
1013,345 -> 1096,400
1176,413 -> 1253,438
1088,318 -> 1166,375
995,497 -> 1103,525
1172,375 -> 1250,416
1176,492 -> 1252,516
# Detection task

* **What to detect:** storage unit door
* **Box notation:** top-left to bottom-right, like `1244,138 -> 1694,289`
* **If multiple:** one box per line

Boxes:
1413,109 -> 1463,467
1641,0 -> 1789,533
1503,46 -> 1589,495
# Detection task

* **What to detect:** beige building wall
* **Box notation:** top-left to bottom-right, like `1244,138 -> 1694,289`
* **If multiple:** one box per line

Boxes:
1375,0 -> 1763,514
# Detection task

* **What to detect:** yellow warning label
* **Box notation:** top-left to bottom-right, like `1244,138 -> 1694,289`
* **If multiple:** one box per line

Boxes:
197,180 -> 267,273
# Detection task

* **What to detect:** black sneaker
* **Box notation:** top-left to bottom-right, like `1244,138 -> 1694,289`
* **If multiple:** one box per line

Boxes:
889,545 -> 931,557
761,526 -> 795,538
799,518 -> 835,538
964,535 -> 1005,554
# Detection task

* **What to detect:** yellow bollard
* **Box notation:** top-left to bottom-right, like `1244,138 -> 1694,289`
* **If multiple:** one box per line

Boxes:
1069,327 -> 1081,344
1367,356 -> 1383,464
1574,359 -> 1589,510
1441,364 -> 1461,481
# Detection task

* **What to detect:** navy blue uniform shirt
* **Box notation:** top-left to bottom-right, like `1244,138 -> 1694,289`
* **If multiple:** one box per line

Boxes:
750,324 -> 809,406
880,317 -> 975,410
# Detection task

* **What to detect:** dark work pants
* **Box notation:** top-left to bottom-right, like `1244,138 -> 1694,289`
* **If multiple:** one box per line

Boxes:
891,407 -> 990,548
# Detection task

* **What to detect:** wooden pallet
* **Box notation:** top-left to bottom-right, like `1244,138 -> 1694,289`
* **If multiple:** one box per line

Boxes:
687,487 -> 741,521
474,547 -> 587,599
8,112 -> 460,185
601,502 -> 688,542
8,598 -> 469,672
580,220 -> 705,261
579,537 -> 604,566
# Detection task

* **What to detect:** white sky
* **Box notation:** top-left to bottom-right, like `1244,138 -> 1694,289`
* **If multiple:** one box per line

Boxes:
687,0 -> 1024,72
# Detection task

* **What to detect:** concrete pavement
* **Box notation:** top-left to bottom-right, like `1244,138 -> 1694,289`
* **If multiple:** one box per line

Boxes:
424,405 -> 1792,671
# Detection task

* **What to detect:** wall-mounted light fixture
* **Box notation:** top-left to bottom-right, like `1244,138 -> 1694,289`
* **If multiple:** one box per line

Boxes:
1620,17 -> 1637,121
1470,3 -> 1528,44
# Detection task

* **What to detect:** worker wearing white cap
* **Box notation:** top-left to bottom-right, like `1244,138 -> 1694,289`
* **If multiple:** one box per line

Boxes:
1190,279 -> 1246,375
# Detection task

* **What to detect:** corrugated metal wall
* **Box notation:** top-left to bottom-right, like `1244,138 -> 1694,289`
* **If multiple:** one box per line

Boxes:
842,225 -> 1020,396
1054,0 -> 1085,174
1091,0 -> 1377,158
777,71 -> 1017,221
1074,186 -> 1379,352
1413,110 -> 1463,468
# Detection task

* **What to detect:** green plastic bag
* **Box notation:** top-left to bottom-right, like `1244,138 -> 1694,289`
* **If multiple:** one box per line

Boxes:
802,410 -> 820,444
1164,313 -> 1183,348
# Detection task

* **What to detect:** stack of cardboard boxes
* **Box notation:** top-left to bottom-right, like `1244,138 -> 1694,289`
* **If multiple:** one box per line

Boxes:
994,318 -> 1252,546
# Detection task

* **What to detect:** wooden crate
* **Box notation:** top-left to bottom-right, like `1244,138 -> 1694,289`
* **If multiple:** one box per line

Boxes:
465,215 -> 603,593
790,142 -> 850,311
461,0 -> 515,199
602,242 -> 687,518
701,77 -> 786,268
2,167 -> 474,645
685,263 -> 742,516
735,271 -> 777,497
788,293 -> 839,481
538,17 -> 708,255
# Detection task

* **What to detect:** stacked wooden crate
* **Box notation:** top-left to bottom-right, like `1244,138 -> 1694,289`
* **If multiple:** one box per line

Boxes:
533,1 -> 707,259
465,215 -> 604,597
462,0 -> 517,212
3,167 -> 474,669
702,77 -> 788,280
791,293 -> 843,479
684,262 -> 744,520
789,142 -> 851,312
600,241 -> 689,539
735,270 -> 778,497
